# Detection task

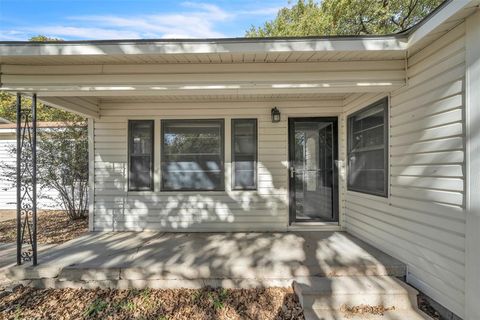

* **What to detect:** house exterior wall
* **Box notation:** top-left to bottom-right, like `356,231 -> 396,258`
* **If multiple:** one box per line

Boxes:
0,132 -> 61,210
87,19 -> 474,318
92,99 -> 345,232
343,23 -> 467,317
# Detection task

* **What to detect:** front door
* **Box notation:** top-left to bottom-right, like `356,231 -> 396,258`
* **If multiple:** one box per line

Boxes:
288,117 -> 339,223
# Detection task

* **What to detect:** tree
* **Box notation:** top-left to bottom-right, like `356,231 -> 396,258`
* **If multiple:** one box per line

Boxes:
246,0 -> 444,37
29,35 -> 63,42
39,123 -> 89,220
0,92 -> 84,123
0,121 -> 89,220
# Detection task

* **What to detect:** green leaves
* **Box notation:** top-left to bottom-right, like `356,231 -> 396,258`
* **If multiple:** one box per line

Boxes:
208,288 -> 229,310
246,0 -> 444,37
0,92 -> 85,123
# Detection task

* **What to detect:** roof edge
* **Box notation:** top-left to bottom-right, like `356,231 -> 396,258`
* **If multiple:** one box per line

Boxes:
396,0 -> 452,36
0,34 -> 406,46
0,0 -> 475,55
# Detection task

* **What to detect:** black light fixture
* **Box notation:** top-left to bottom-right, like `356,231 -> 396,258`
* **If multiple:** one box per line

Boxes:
271,107 -> 281,123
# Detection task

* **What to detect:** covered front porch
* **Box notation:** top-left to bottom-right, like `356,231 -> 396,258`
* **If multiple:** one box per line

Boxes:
4,231 -> 438,319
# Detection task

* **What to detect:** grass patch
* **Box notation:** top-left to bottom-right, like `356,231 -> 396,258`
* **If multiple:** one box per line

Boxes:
84,299 -> 108,317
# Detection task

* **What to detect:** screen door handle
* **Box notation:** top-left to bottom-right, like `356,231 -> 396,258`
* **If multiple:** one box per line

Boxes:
290,167 -> 295,178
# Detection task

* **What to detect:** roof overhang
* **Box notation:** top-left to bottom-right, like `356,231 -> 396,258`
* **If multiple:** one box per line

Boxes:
0,0 -> 478,119
0,36 -> 408,58
0,36 -> 408,66
0,0 -> 478,62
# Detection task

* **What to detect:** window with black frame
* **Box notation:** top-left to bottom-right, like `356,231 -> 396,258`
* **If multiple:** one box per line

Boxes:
347,97 -> 388,197
161,119 -> 224,191
232,119 -> 257,190
128,120 -> 154,191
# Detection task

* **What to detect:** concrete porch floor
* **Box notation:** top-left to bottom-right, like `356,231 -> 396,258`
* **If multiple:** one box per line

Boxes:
4,231 -> 406,289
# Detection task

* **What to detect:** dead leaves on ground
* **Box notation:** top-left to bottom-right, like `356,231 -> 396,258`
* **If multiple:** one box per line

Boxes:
0,285 -> 304,320
0,210 -> 87,244
340,304 -> 395,318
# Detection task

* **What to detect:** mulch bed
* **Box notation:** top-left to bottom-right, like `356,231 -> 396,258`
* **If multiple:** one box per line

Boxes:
0,286 -> 304,320
0,210 -> 87,244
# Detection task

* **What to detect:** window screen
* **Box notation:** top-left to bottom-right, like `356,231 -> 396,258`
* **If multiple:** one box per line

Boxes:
161,119 -> 224,191
347,97 -> 388,197
232,119 -> 257,190
128,120 -> 154,191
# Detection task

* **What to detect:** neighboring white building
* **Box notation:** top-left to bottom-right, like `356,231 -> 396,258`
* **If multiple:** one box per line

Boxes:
0,117 -> 12,124
0,122 -> 63,209
1,1 -> 479,319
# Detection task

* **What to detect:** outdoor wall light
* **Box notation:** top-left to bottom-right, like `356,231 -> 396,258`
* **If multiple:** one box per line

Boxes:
271,107 -> 281,123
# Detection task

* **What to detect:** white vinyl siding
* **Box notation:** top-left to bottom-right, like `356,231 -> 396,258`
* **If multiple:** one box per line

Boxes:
343,23 -> 466,317
93,99 -> 344,232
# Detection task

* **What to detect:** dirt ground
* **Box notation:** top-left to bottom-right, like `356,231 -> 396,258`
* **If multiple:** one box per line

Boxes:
0,286 -> 304,320
0,210 -> 16,222
0,210 -> 88,244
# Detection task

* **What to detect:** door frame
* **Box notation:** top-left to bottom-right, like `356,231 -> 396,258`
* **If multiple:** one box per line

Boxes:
288,117 -> 339,224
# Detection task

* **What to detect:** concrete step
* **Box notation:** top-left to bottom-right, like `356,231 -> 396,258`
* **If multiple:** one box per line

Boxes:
294,276 -> 419,311
303,308 -> 433,320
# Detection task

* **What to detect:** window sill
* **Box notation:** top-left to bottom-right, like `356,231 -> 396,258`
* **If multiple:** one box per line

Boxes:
346,190 -> 390,203
288,222 -> 342,232
126,189 -> 264,196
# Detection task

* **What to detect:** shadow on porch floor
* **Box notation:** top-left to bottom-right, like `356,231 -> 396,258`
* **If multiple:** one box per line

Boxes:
5,231 -> 405,289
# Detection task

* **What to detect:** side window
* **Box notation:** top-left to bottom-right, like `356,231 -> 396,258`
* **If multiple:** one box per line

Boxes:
232,119 -> 257,190
128,120 -> 154,191
347,97 -> 388,197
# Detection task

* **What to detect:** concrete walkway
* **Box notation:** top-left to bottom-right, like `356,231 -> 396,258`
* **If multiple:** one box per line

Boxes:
4,231 -> 405,289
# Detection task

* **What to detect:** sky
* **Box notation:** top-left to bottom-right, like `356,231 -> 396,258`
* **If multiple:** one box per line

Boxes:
0,0 -> 289,41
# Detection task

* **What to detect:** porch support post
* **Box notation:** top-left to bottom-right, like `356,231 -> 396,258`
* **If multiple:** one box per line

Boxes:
16,93 -> 21,265
15,92 -> 38,266
31,93 -> 37,266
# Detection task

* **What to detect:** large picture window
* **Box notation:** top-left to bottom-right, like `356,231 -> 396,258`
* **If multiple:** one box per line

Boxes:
128,120 -> 154,191
347,97 -> 388,197
161,119 -> 224,191
232,119 -> 257,190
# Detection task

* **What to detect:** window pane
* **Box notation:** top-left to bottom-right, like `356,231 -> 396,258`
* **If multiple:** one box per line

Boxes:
162,119 -> 224,191
129,120 -> 154,191
347,98 -> 388,196
232,119 -> 257,189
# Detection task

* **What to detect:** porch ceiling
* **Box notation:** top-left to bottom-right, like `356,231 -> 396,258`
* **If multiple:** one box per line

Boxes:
96,92 -> 347,104
39,93 -> 351,119
1,60 -> 407,107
